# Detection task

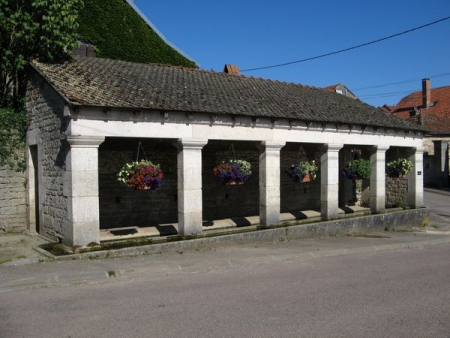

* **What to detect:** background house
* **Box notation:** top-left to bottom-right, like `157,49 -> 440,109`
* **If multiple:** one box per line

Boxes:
323,84 -> 358,100
383,79 -> 450,188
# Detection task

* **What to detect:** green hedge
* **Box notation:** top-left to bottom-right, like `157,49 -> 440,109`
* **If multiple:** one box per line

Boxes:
78,0 -> 196,67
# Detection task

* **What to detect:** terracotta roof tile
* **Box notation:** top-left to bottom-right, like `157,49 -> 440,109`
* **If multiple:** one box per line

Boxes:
391,85 -> 450,133
31,57 -> 423,131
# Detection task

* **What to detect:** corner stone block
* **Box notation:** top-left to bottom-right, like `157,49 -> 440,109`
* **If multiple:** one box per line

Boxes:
67,196 -> 100,223
63,221 -> 100,247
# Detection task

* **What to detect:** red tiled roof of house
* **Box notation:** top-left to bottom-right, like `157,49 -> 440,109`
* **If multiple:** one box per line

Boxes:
323,84 -> 340,91
390,85 -> 450,133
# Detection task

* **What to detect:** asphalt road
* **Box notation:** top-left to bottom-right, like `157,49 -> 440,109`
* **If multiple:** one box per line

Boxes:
0,189 -> 449,338
425,189 -> 450,221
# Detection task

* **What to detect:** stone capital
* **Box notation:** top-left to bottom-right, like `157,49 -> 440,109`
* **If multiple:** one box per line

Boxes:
257,141 -> 286,151
67,135 -> 105,148
371,145 -> 390,153
322,143 -> 344,153
175,139 -> 208,150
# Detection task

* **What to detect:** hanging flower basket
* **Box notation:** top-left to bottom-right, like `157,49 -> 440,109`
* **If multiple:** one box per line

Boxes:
386,158 -> 412,178
343,159 -> 371,180
286,160 -> 318,183
213,159 -> 252,185
117,160 -> 163,191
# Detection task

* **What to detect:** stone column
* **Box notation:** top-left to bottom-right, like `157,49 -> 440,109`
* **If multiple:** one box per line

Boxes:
407,147 -> 425,208
447,142 -> 450,188
176,139 -> 208,236
370,145 -> 390,212
258,141 -> 285,227
64,135 -> 105,246
321,144 -> 343,220
433,140 -> 450,188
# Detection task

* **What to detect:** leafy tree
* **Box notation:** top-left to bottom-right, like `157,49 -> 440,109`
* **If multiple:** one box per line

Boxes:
0,0 -> 84,108
0,0 -> 83,170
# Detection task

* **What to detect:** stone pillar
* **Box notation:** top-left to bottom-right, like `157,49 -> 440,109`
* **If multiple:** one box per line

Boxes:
176,139 -> 208,236
407,147 -> 425,208
370,145 -> 390,212
433,140 -> 450,188
64,135 -> 105,246
321,144 -> 343,219
258,141 -> 285,227
447,142 -> 450,188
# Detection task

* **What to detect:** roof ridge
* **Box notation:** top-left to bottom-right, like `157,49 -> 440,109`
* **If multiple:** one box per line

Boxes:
71,56 -> 312,88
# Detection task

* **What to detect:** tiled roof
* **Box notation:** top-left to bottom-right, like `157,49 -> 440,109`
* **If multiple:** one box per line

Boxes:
422,113 -> 450,133
31,57 -> 423,131
390,85 -> 450,133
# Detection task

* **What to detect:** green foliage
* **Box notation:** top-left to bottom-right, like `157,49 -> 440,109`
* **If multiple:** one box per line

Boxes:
386,158 -> 412,177
77,0 -> 196,67
1,0 -> 81,169
0,0 -> 83,107
343,159 -> 371,180
0,108 -> 27,171
287,160 -> 318,181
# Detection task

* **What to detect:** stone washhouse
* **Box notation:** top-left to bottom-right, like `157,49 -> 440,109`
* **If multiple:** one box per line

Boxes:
26,57 -> 426,246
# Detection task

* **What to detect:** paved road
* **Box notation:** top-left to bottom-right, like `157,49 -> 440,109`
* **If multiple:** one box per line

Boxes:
425,188 -> 450,222
1,236 -> 450,337
0,189 -> 449,337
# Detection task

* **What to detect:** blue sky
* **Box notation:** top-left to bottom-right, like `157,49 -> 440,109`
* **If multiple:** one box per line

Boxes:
134,0 -> 450,108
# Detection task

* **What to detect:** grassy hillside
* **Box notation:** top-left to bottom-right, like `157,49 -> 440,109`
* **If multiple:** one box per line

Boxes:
78,0 -> 196,67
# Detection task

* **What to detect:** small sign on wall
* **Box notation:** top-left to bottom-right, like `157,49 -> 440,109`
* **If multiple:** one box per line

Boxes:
417,171 -> 422,175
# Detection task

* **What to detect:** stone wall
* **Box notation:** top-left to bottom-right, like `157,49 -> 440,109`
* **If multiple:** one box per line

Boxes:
203,141 -> 262,221
26,76 -> 69,241
423,137 -> 450,156
0,157 -> 27,231
280,143 -> 321,212
99,138 -> 178,228
386,177 -> 408,207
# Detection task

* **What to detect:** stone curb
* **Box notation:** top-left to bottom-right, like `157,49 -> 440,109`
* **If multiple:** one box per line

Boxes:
39,208 -> 429,262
